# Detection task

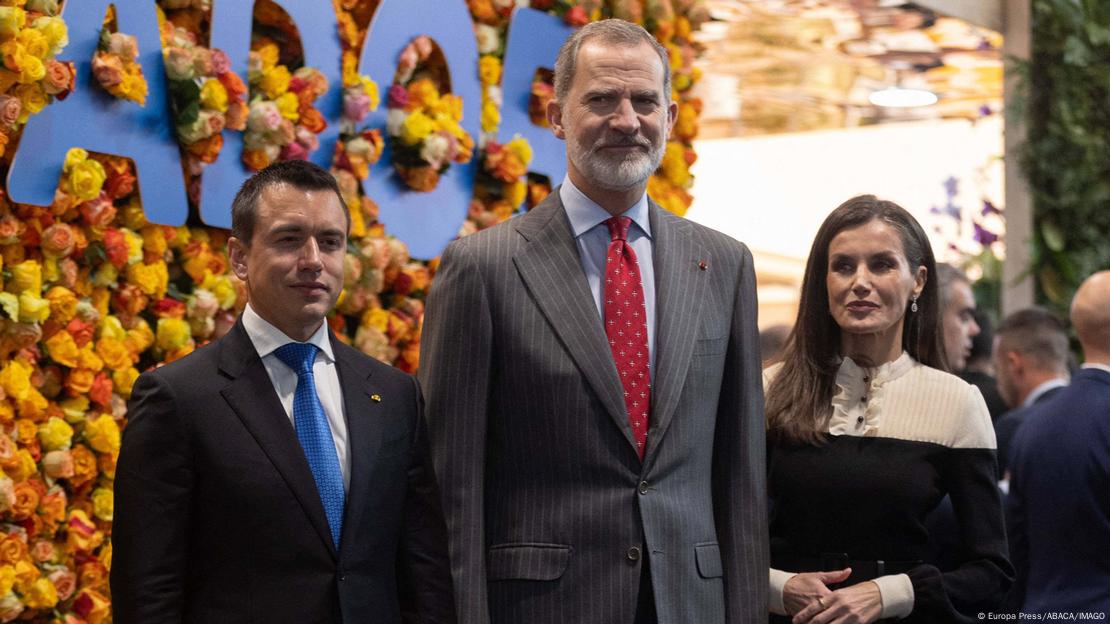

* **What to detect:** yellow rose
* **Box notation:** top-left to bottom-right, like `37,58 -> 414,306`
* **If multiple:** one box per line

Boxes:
62,147 -> 87,173
17,388 -> 48,421
124,319 -> 154,354
12,560 -> 36,594
76,344 -> 105,372
275,91 -> 299,121
257,42 -> 279,70
361,76 -> 380,110
17,28 -> 47,60
0,293 -> 16,319
13,82 -> 45,122
0,360 -> 32,401
0,7 -> 26,38
127,261 -> 168,298
0,39 -> 26,74
123,228 -> 144,265
407,78 -> 439,110
83,415 -> 120,455
258,64 -> 290,99
32,16 -> 67,56
38,417 -> 73,451
45,286 -> 78,323
661,141 -> 691,187
199,78 -> 228,112
0,565 -> 14,596
91,487 -> 113,522
363,307 -> 390,333
400,110 -> 435,146
60,396 -> 89,422
95,337 -> 132,371
156,317 -> 192,352
118,70 -> 148,106
200,273 -> 237,309
17,53 -> 44,84
7,448 -> 37,482
92,263 -> 118,287
44,331 -> 80,367
505,179 -> 527,207
478,55 -> 501,87
99,314 -> 126,340
112,367 -> 139,398
506,135 -> 533,167
65,158 -> 107,201
480,98 -> 500,134
341,50 -> 359,88
7,260 -> 41,294
17,292 -> 49,322
23,576 -> 58,609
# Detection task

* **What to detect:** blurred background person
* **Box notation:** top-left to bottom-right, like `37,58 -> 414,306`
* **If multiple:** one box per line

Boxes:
991,307 -> 1070,480
765,195 -> 1012,623
958,309 -> 1008,423
936,263 -> 981,373
761,323 -> 793,368
1006,271 -> 1110,612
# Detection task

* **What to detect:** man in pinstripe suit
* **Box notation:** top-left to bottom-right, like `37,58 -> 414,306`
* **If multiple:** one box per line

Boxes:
419,19 -> 768,624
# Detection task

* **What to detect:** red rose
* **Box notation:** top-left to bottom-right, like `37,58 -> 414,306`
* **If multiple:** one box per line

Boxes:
564,6 -> 589,26
89,372 -> 113,407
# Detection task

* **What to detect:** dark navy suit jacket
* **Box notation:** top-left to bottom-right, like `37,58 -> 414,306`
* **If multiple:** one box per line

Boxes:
1006,367 -> 1110,612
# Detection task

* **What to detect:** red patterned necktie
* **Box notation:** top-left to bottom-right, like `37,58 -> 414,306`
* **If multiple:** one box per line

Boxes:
603,216 -> 651,459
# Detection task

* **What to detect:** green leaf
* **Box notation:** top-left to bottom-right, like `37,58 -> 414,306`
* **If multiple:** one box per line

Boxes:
1041,221 -> 1066,252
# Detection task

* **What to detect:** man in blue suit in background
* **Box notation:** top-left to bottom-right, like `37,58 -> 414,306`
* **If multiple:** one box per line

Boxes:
1007,270 -> 1110,612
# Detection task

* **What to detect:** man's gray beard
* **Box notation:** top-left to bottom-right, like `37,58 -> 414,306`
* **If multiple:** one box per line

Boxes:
568,134 -> 665,192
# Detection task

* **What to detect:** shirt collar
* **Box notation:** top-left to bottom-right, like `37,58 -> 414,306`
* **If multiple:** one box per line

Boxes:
242,303 -> 335,363
1022,377 -> 1069,408
1081,363 -> 1110,375
559,175 -> 651,241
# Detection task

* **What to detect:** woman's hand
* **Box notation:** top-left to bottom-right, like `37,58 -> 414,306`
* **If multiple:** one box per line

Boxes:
782,568 -> 850,616
791,579 -> 883,624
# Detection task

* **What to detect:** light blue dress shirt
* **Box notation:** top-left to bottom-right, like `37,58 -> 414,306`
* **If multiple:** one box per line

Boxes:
559,177 -> 656,376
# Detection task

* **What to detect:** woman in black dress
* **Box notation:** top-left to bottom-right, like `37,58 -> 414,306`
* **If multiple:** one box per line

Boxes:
764,195 -> 1012,623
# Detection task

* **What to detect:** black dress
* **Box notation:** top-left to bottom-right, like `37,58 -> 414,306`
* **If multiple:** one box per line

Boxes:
767,355 -> 1013,623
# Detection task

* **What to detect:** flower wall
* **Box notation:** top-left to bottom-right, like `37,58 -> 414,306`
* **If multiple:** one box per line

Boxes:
0,0 -> 705,620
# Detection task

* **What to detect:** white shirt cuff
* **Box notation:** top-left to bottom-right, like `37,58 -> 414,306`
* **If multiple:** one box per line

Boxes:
769,568 -> 797,615
873,573 -> 914,619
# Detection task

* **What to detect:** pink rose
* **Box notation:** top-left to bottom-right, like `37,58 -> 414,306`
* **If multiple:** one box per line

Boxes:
107,32 -> 139,62
80,192 -> 117,229
295,126 -> 319,152
413,35 -> 434,59
192,48 -> 214,76
164,47 -> 196,81
344,89 -> 371,124
280,141 -> 308,161
211,48 -> 231,75
30,540 -> 56,563
277,118 -> 296,144
43,450 -> 75,479
247,101 -> 282,133
92,53 -> 124,88
388,84 -> 408,109
0,94 -> 20,127
48,569 -> 77,601
43,60 -> 73,96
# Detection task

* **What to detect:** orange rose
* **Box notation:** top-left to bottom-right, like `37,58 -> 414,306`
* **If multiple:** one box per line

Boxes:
72,587 -> 110,624
43,59 -> 73,95
77,559 -> 109,592
186,133 -> 223,164
69,444 -> 98,489
103,166 -> 136,200
65,368 -> 95,395
39,488 -> 67,531
299,107 -> 326,134
41,222 -> 76,257
0,535 -> 28,565
9,481 -> 39,520
88,372 -> 112,407
242,149 -> 271,172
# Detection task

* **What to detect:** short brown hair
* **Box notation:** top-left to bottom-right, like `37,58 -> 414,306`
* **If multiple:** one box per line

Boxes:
230,160 -> 348,244
996,307 -> 1069,374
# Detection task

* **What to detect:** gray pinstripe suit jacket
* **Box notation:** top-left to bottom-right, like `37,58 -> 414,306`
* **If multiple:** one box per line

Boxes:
419,191 -> 768,624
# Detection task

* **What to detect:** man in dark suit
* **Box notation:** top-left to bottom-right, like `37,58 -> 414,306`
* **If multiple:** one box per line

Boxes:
419,19 -> 767,624
1007,271 -> 1110,611
991,307 -> 1069,479
111,160 -> 456,623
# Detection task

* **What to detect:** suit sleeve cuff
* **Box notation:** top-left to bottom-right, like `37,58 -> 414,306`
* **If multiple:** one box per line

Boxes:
873,573 -> 914,619
769,568 -> 797,615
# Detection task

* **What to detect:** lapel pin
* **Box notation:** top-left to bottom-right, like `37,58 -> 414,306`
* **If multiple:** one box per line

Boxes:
370,394 -> 382,403
698,260 -> 708,271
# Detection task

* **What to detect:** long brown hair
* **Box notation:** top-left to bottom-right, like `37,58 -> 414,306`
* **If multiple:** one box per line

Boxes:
765,195 -> 947,445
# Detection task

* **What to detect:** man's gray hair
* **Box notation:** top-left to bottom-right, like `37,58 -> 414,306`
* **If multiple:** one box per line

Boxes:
553,19 -> 671,105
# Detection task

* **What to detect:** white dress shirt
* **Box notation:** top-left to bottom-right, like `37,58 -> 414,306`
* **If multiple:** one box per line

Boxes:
242,304 -> 351,491
560,176 -> 656,374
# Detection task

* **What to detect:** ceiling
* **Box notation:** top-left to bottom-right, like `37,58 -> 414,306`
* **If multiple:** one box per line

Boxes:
692,0 -> 1004,138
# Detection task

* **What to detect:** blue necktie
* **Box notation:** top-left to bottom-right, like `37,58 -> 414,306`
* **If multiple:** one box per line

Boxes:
274,342 -> 345,549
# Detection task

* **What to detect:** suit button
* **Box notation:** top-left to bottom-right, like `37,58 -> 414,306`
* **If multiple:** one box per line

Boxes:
638,481 -> 649,495
339,574 -> 346,582
626,546 -> 641,562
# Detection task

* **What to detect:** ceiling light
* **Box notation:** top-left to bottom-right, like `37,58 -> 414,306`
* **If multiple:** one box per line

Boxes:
868,86 -> 938,107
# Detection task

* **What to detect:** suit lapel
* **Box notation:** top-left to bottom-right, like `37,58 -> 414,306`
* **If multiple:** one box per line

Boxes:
332,338 -> 382,543
513,193 -> 638,453
218,321 -> 337,559
646,202 -> 709,464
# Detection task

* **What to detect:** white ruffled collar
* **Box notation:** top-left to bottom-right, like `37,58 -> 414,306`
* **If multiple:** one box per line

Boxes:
829,351 -> 915,436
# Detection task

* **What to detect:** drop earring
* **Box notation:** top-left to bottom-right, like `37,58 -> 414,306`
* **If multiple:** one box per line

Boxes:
910,295 -> 918,313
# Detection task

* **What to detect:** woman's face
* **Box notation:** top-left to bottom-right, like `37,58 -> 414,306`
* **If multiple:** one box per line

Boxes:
826,219 -> 926,340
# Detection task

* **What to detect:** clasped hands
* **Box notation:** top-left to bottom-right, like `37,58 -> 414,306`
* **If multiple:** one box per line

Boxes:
783,568 -> 883,624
